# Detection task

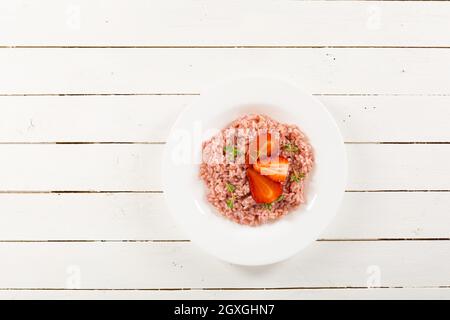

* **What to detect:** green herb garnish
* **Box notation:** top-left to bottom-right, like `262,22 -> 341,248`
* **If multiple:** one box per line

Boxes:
290,172 -> 305,183
261,194 -> 284,211
282,143 -> 299,153
226,183 -> 236,193
224,145 -> 241,159
226,197 -> 235,209
225,183 -> 236,209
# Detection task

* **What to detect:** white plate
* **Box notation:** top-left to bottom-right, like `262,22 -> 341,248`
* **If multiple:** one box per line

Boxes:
162,77 -> 347,266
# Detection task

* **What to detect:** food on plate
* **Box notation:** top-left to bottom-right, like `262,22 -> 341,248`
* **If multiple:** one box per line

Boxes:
253,156 -> 290,183
200,114 -> 314,226
246,132 -> 279,164
247,167 -> 283,204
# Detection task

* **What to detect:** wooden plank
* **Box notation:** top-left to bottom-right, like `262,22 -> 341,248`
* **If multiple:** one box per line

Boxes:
346,144 -> 450,190
322,96 -> 450,143
0,241 -> 448,288
0,193 -> 182,241
1,1 -> 450,47
0,192 -> 448,241
0,96 -> 188,143
1,49 -> 450,95
1,288 -> 450,300
0,144 -> 165,191
323,192 -> 450,240
0,144 -> 448,191
0,95 -> 449,143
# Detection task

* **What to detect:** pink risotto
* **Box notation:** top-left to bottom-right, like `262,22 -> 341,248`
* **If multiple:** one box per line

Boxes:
200,114 -> 314,226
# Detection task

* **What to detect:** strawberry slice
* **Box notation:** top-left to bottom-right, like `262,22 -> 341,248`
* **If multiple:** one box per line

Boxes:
253,156 -> 290,182
258,132 -> 279,158
247,167 -> 283,204
247,132 -> 280,164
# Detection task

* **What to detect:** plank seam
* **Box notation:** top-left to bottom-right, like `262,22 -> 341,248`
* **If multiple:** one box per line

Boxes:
2,93 -> 450,97
345,189 -> 450,192
3,45 -> 450,49
0,93 -> 200,97
1,285 -> 450,291
0,238 -> 448,243
0,190 -> 447,194
0,142 -> 449,145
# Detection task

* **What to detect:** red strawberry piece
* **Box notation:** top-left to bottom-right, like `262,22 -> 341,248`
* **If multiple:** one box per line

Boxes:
246,167 -> 283,204
253,156 -> 289,183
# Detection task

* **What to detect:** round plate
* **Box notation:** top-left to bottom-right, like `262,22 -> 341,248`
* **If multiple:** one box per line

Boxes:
162,77 -> 347,266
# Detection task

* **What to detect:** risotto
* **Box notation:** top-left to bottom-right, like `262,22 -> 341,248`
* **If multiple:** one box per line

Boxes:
200,114 -> 314,226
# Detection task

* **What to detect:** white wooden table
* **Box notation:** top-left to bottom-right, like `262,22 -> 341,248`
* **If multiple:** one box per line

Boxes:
0,0 -> 449,300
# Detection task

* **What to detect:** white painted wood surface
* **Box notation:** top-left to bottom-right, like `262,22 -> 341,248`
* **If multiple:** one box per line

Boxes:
0,95 -> 449,142
2,48 -> 450,95
1,241 -> 450,289
1,0 -> 450,47
3,288 -> 450,300
0,144 -> 448,191
0,0 -> 449,299
0,192 -> 448,240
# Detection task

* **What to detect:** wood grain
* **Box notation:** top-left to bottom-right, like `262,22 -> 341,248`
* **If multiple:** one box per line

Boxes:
0,192 -> 447,241
0,241 -> 449,289
1,0 -> 449,298
0,95 -> 449,143
0,144 -> 447,191
1,288 -> 450,300
1,49 -> 450,95
1,1 -> 450,47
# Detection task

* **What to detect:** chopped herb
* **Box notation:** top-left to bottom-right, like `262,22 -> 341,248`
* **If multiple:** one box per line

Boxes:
226,183 -> 236,193
282,143 -> 299,153
224,145 -> 241,158
290,172 -> 305,183
226,197 -> 235,209
261,194 -> 284,210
